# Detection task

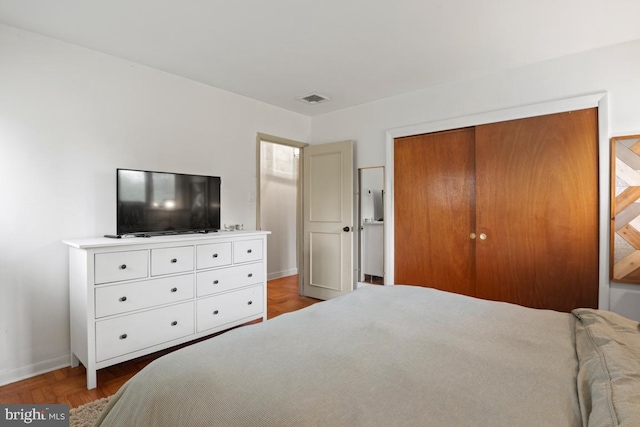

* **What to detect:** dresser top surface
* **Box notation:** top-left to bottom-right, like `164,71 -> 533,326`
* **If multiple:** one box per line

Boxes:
63,230 -> 271,249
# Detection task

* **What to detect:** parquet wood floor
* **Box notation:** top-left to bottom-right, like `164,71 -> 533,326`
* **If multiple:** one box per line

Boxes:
0,275 -> 319,408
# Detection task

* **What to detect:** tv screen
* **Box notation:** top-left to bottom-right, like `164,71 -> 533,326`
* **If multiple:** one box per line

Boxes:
117,169 -> 221,236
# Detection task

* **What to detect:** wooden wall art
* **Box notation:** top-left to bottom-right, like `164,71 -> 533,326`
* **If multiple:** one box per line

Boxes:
611,134 -> 640,283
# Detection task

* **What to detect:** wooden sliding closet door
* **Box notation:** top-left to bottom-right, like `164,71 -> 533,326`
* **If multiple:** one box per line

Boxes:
394,128 -> 476,296
474,109 -> 599,311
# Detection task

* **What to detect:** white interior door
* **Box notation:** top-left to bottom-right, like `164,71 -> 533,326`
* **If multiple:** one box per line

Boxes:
303,140 -> 354,300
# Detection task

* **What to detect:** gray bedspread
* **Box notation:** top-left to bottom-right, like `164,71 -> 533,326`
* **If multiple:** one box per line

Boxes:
95,285 -> 640,427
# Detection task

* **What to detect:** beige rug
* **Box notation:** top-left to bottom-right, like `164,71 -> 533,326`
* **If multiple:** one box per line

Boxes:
69,396 -> 111,427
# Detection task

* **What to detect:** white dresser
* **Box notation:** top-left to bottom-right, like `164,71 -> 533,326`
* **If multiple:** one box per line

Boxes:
63,231 -> 269,389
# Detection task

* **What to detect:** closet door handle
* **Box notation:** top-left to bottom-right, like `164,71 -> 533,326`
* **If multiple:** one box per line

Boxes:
479,233 -> 487,240
470,233 -> 476,240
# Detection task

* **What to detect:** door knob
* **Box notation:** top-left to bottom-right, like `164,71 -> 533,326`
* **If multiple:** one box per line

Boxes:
343,226 -> 351,232
470,233 -> 476,240
479,233 -> 487,240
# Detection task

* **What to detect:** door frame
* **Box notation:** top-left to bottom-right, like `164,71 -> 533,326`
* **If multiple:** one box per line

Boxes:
256,133 -> 308,293
384,92 -> 610,309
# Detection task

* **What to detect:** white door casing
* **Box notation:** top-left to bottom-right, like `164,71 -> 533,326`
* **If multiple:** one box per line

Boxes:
303,140 -> 354,300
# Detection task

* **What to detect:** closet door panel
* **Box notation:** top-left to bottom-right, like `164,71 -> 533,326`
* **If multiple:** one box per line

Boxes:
394,128 -> 476,296
474,109 -> 599,311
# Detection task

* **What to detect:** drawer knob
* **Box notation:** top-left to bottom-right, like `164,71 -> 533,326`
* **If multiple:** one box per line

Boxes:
171,258 -> 177,263
120,334 -> 128,340
213,310 -> 219,315
247,300 -> 253,305
170,287 -> 178,293
247,249 -> 252,254
171,321 -> 178,326
248,273 -> 253,278
119,296 -> 127,302
212,253 -> 218,258
213,280 -> 219,284
119,264 -> 127,270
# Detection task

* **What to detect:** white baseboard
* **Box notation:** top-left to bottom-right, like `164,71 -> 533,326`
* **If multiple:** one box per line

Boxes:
267,268 -> 298,281
0,354 -> 70,387
356,282 -> 372,289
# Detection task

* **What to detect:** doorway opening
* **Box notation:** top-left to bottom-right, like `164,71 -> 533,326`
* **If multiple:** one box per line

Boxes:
257,134 -> 306,288
358,166 -> 384,286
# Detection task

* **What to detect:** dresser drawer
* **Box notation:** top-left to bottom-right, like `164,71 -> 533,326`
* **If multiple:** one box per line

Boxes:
151,246 -> 194,276
196,262 -> 264,297
95,274 -> 194,318
196,242 -> 232,270
196,285 -> 263,333
95,301 -> 194,362
95,250 -> 148,284
233,239 -> 263,264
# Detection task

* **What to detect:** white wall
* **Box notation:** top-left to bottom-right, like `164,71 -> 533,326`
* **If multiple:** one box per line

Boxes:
310,38 -> 640,322
0,24 -> 310,385
260,142 -> 298,279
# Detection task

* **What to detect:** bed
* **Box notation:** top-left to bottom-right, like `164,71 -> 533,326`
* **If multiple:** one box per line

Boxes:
95,285 -> 640,426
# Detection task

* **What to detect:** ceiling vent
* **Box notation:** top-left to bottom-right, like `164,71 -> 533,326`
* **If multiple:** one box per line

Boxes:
297,93 -> 330,105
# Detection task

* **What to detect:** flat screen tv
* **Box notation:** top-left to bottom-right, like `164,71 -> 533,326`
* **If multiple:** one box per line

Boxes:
116,168 -> 221,236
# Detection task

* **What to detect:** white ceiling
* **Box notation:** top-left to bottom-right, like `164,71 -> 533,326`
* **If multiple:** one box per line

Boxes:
2,0 -> 640,116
